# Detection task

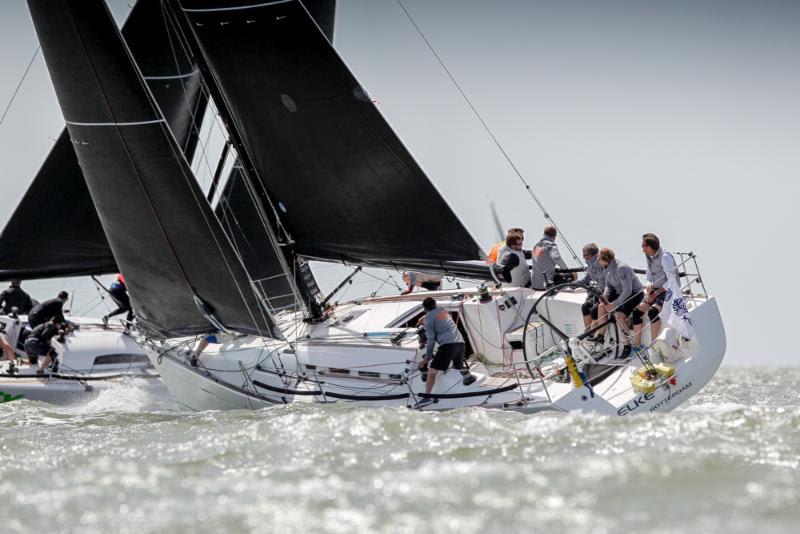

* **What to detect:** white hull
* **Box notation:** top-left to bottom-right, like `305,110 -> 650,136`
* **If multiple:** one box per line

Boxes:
147,287 -> 726,415
0,315 -> 158,405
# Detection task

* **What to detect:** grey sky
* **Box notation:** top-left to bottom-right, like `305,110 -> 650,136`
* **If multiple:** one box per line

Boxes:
1,0 -> 799,366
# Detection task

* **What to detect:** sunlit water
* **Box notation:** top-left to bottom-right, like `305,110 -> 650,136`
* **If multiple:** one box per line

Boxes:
1,367 -> 798,533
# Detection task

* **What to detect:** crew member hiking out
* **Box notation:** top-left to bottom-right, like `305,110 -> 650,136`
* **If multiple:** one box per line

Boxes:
0,280 -> 33,315
415,297 -> 476,408
27,291 -> 69,329
633,233 -> 679,346
596,248 -> 644,358
531,226 -> 575,289
102,274 -> 133,326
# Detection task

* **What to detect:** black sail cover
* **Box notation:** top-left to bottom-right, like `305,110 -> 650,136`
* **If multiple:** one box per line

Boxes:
180,0 -> 483,269
27,0 -> 277,338
0,0 -> 207,281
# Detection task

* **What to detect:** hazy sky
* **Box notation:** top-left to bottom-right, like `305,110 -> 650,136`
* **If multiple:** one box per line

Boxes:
1,0 -> 799,366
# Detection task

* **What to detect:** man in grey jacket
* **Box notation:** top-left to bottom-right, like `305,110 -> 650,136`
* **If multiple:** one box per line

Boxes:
633,233 -> 679,345
596,247 -> 644,358
415,297 -> 476,408
578,243 -> 606,332
531,226 -> 575,289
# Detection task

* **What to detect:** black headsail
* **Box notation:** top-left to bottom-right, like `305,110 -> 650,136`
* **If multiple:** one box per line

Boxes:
177,0 -> 483,274
0,0 -> 207,282
27,0 -> 277,338
215,165 -> 298,312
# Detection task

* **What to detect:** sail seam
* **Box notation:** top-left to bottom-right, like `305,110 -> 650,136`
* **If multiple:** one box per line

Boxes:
182,0 -> 293,13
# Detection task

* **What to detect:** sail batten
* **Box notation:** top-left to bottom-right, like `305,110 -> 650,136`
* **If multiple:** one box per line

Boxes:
27,0 -> 278,338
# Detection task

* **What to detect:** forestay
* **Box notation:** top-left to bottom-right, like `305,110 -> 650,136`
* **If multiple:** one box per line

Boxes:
178,0 -> 483,270
27,0 -> 277,338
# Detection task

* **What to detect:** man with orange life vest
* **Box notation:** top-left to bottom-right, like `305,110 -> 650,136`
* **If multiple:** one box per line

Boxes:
487,227 -> 525,264
415,297 -> 476,408
102,274 -> 133,326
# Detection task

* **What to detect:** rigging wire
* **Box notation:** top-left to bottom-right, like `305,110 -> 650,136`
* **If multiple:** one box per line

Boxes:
394,0 -> 583,267
0,46 -> 40,129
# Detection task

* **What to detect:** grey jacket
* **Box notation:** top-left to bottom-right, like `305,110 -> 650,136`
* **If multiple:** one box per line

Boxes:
645,248 -> 677,290
531,235 -> 568,289
579,255 -> 606,292
424,306 -> 464,360
604,259 -> 643,309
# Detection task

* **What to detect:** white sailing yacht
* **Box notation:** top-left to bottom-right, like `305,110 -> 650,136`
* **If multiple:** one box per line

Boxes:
25,0 -> 724,414
0,313 -> 157,405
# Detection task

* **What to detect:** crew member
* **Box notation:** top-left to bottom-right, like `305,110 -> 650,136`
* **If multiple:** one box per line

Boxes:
633,233 -> 679,345
415,297 -> 476,408
496,234 -> 530,287
578,243 -> 606,334
0,280 -> 33,315
102,274 -> 133,326
27,291 -> 69,329
487,227 -> 525,263
23,318 -> 63,374
596,248 -> 644,358
400,272 -> 443,294
531,226 -> 575,289
0,329 -> 15,365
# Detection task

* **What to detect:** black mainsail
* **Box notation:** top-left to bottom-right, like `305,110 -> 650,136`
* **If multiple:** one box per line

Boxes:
27,0 -> 277,338
178,0 -> 483,272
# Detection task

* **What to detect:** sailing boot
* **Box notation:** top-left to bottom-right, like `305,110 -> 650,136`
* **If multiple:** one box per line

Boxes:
460,369 -> 477,386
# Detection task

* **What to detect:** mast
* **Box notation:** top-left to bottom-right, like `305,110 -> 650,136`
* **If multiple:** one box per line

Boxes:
163,0 -> 324,320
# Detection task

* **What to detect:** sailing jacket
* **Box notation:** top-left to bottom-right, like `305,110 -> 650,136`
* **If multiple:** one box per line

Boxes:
424,306 -> 464,360
531,235 -> 568,289
0,286 -> 33,315
578,255 -> 606,293
27,298 -> 65,328
645,248 -> 678,290
30,322 -> 59,344
604,259 -> 643,309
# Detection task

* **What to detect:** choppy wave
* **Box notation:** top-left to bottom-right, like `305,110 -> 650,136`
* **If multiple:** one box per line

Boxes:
1,367 -> 798,533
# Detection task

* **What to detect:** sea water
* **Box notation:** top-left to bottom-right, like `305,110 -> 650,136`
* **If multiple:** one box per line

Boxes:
1,367 -> 798,533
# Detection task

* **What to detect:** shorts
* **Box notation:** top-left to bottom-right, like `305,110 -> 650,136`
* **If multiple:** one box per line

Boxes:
650,291 -> 667,308
421,281 -> 441,292
430,342 -> 466,372
23,338 -> 57,359
581,295 -> 599,319
606,289 -> 645,317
